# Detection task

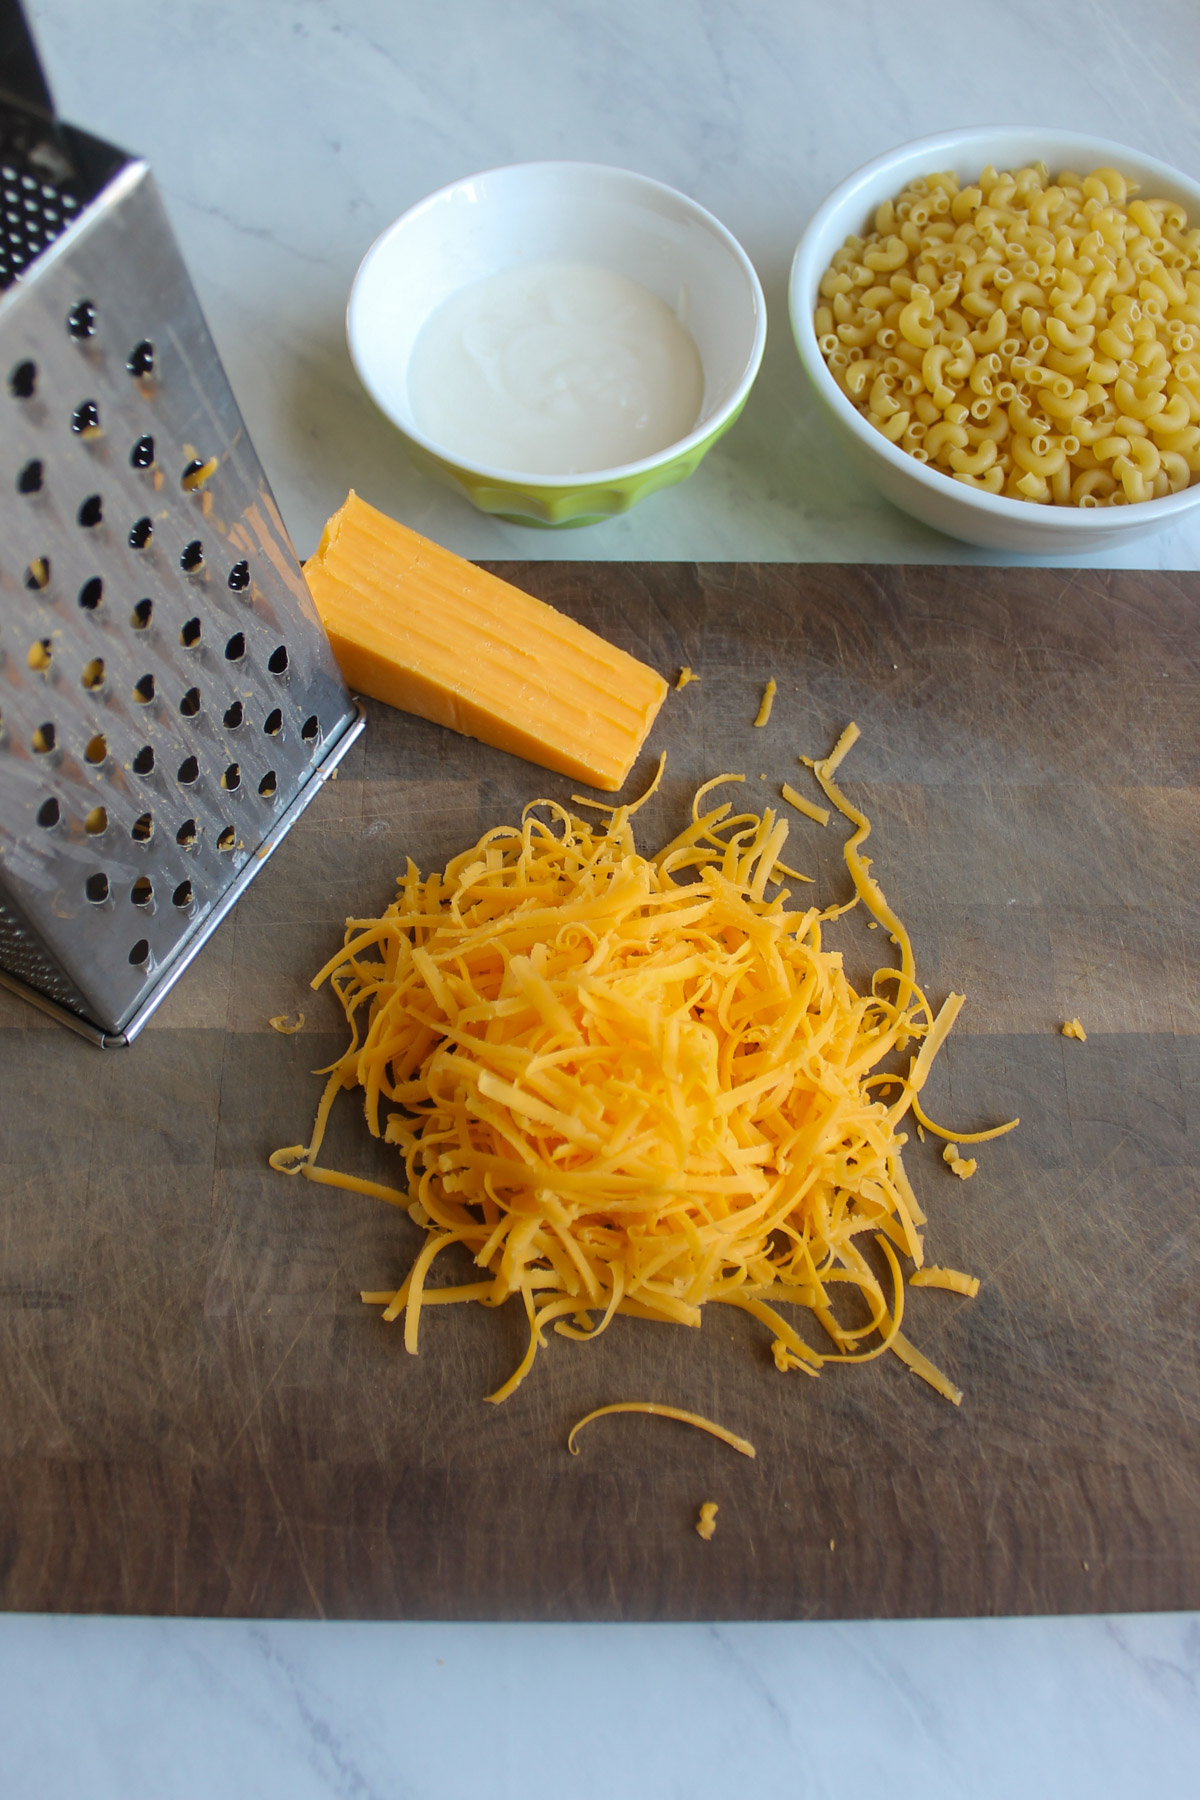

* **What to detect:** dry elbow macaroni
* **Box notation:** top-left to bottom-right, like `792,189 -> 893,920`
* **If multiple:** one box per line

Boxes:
815,163 -> 1200,505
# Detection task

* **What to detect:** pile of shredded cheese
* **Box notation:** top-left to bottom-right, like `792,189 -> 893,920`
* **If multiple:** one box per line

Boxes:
272,723 -> 1015,1409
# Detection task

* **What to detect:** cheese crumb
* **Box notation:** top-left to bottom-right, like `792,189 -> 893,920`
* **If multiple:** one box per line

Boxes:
675,666 -> 699,689
1061,1018 -> 1087,1041
268,1011 -> 305,1034
942,1143 -> 978,1180
696,1502 -> 719,1541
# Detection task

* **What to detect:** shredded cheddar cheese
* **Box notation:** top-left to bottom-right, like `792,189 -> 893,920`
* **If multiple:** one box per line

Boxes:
780,782 -> 830,828
269,1011 -> 306,1035
753,679 -> 777,727
911,1096 -> 1018,1144
910,1266 -> 981,1297
567,1403 -> 756,1460
1061,1018 -> 1088,1041
272,725 -> 1004,1411
696,1501 -> 719,1540
676,667 -> 700,690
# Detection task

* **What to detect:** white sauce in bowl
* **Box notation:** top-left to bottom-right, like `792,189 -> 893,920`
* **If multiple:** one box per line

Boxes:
407,261 -> 705,475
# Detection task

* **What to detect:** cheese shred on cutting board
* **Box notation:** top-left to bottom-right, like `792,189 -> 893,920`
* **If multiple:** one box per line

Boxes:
304,491 -> 667,791
272,725 -> 1010,1408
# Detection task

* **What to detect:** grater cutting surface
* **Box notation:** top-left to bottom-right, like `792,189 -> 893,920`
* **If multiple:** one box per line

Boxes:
0,155 -> 361,1040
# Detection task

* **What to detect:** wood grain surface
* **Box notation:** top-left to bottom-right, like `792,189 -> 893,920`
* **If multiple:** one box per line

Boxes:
1,562 -> 1197,1621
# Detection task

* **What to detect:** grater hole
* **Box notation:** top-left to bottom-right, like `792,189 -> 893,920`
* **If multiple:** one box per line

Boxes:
32,721 -> 56,754
26,639 -> 52,672
78,576 -> 103,610
128,939 -> 150,966
177,755 -> 199,785
223,700 -> 243,729
131,598 -> 152,629
84,806 -> 108,835
258,770 -> 278,798
24,557 -> 50,590
77,494 -> 103,528
176,818 -> 197,847
228,559 -> 250,591
221,763 -> 240,791
17,458 -> 43,495
130,812 -> 153,843
179,617 -> 201,647
85,733 -> 107,765
181,539 -> 204,573
263,708 -> 282,736
267,645 -> 289,675
132,745 -> 155,776
9,359 -> 36,398
301,715 -> 320,743
84,873 -> 109,903
172,880 -> 193,907
129,516 -> 153,550
127,340 -> 154,378
67,299 -> 97,340
36,798 -> 60,828
217,827 -> 236,851
179,686 -> 201,717
130,434 -> 154,469
71,399 -> 100,436
133,673 -> 156,705
181,456 -> 217,491
131,877 -> 153,907
224,632 -> 245,661
80,657 -> 105,690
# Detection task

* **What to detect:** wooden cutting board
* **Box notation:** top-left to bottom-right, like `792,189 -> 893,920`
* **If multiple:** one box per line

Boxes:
2,562 -> 1197,1621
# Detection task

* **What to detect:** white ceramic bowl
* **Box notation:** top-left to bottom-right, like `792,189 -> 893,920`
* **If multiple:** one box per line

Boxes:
348,162 -> 766,527
789,127 -> 1200,552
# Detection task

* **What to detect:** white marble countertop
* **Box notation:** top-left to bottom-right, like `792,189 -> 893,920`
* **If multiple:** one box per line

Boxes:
6,1 -> 1200,1792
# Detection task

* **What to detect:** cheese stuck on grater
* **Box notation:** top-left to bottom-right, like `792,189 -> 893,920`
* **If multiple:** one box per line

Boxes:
303,492 -> 668,791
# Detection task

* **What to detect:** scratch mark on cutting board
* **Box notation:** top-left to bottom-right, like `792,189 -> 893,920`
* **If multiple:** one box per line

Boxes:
254,1445 -> 327,1622
225,1271 -> 336,1457
912,1135 -> 1131,1356
5,1318 -> 77,1453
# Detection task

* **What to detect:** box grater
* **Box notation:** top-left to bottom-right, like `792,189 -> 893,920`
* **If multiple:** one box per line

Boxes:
0,2 -> 364,1045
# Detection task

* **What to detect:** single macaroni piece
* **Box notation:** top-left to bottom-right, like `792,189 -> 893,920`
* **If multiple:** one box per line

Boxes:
814,161 -> 1200,507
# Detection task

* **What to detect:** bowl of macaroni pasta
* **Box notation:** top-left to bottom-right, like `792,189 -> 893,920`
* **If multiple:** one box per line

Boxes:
789,127 -> 1200,551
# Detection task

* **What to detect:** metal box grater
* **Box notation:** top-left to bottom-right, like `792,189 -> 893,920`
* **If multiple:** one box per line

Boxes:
0,3 -> 364,1044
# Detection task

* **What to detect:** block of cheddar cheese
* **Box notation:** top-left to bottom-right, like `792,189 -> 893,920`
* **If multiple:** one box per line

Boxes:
303,492 -> 668,791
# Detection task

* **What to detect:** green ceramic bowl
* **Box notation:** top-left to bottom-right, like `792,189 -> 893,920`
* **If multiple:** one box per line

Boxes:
347,162 -> 766,527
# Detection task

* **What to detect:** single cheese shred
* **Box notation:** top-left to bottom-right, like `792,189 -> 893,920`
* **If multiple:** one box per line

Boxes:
910,1266 -> 981,1297
272,726 -> 1011,1411
567,1403 -> 756,1460
1061,1018 -> 1088,1041
753,679 -> 777,727
696,1501 -> 719,1540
